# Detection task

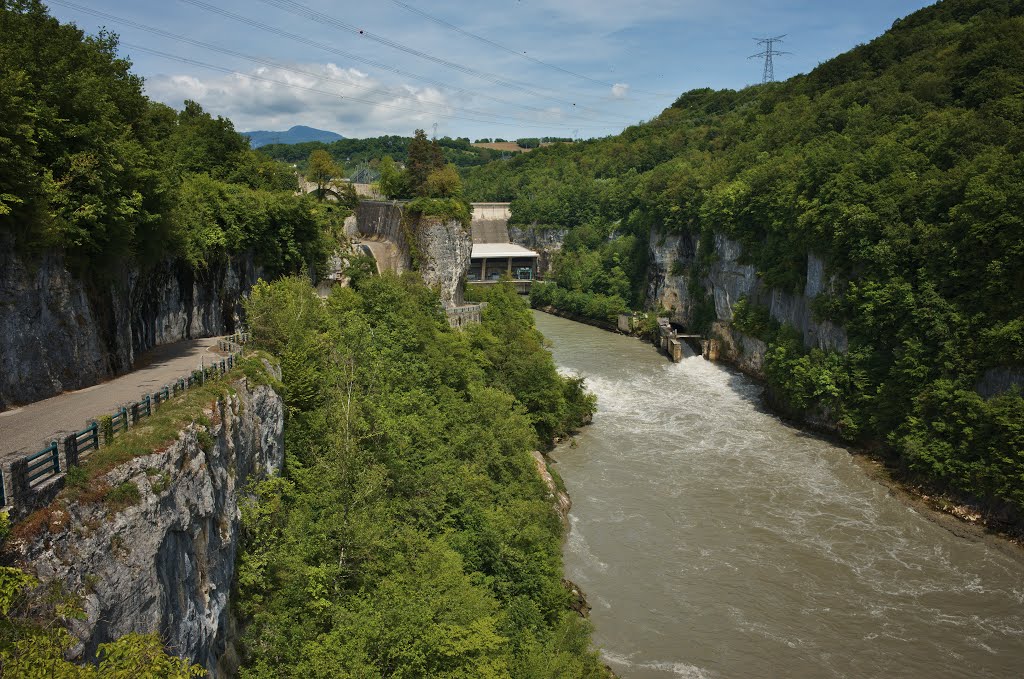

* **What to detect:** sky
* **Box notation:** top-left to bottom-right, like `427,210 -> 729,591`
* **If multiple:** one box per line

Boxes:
47,0 -> 936,140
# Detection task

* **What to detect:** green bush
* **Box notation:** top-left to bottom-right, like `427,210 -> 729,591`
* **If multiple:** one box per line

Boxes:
104,482 -> 141,508
65,466 -> 88,489
98,416 -> 114,445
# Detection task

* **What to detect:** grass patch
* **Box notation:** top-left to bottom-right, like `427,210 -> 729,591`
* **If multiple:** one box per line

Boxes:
65,466 -> 87,488
196,429 -> 215,453
104,482 -> 140,509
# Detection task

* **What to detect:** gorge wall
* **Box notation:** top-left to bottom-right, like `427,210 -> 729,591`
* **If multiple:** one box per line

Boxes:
13,373 -> 284,677
0,234 -> 261,410
355,200 -> 471,307
508,225 -> 567,277
647,228 -> 849,376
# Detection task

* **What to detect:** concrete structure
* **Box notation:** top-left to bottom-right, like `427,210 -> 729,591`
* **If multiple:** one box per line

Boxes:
468,203 -> 540,293
446,303 -> 487,329
470,202 -> 512,245
471,202 -> 512,223
468,243 -> 540,289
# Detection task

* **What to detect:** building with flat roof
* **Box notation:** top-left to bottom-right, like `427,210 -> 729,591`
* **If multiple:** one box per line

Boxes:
468,243 -> 540,284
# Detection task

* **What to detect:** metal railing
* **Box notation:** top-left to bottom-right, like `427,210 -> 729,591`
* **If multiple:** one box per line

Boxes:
2,337 -> 248,510
111,407 -> 129,435
75,422 -> 99,458
26,441 -> 60,486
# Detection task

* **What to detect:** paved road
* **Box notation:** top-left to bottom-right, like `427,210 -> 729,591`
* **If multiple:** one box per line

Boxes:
0,337 -> 227,463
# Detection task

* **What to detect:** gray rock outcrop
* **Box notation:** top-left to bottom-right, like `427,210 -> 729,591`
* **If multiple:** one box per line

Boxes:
648,228 -> 849,378
508,225 -> 568,277
416,216 -> 472,307
354,201 -> 471,307
0,235 -> 261,410
14,376 -> 284,676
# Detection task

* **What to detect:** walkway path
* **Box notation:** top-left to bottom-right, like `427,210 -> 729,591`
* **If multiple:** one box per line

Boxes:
0,337 -> 227,463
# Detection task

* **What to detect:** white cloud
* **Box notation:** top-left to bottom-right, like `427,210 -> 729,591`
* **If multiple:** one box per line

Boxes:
144,62 -> 463,136
611,83 -> 630,99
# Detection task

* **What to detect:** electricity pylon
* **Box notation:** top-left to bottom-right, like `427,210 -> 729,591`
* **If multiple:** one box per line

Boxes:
749,35 -> 790,84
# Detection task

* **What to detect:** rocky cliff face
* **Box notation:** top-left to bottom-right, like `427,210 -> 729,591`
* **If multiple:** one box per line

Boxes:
648,228 -> 848,377
354,201 -> 471,307
14,375 -> 284,676
508,225 -> 567,277
0,236 -> 260,410
416,217 -> 472,307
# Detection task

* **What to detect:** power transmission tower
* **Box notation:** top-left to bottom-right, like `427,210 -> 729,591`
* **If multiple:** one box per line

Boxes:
432,122 -> 438,140
749,35 -> 790,84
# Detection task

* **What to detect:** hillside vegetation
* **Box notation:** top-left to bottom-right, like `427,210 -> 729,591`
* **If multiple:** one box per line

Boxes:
462,0 -> 1024,516
0,0 -> 339,277
237,276 -> 601,677
258,134 -> 499,184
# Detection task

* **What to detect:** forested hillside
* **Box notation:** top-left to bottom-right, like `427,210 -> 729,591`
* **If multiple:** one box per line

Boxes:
463,0 -> 1024,516
0,0 -> 339,278
258,135 -> 500,183
237,276 -> 601,677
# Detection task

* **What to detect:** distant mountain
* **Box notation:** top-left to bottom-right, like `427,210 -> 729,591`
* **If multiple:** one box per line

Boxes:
242,125 -> 344,148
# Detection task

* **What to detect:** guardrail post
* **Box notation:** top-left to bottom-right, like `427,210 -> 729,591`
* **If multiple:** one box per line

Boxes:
65,433 -> 79,468
50,440 -> 61,474
143,395 -> 151,418
88,423 -> 97,452
10,458 -> 30,506
0,469 -> 5,507
131,402 -> 140,425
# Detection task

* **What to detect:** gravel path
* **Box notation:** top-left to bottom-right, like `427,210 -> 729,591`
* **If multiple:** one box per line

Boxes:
0,337 -> 227,462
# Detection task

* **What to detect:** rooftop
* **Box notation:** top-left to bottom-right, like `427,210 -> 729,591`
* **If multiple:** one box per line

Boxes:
471,243 -> 539,259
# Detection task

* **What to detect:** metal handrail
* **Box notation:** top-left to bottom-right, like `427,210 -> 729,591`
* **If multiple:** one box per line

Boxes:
26,441 -> 60,485
76,422 -> 99,457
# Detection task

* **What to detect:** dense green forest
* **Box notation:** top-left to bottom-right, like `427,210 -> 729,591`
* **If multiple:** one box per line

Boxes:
463,0 -> 1024,517
258,135 -> 500,183
0,0 -> 339,277
237,275 -> 601,677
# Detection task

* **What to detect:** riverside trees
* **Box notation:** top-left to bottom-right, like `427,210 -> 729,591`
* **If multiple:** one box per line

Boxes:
237,275 -> 601,677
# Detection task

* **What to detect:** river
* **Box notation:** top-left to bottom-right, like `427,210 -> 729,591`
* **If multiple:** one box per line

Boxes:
534,311 -> 1024,679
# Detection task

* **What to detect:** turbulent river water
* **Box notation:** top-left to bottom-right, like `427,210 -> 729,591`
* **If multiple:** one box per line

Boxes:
534,311 -> 1024,679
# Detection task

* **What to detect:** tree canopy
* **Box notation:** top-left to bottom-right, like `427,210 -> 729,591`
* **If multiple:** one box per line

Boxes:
0,0 -> 333,275
237,275 -> 602,677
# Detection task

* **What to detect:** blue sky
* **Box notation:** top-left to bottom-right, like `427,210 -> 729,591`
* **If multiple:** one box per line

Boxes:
47,0 -> 936,139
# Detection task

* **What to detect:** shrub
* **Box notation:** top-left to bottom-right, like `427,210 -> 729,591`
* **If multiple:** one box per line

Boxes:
104,482 -> 141,509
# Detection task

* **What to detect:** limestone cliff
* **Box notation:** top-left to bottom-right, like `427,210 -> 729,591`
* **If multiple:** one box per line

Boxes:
508,225 -> 567,277
415,216 -> 472,307
0,235 -> 261,410
12,376 -> 284,676
354,200 -> 471,307
648,228 -> 848,378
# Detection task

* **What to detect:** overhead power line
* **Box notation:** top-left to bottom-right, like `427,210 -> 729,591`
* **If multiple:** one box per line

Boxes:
49,0 -> 597,128
176,0 -> 632,125
251,0 -> 630,120
749,35 -> 790,84
386,0 -> 674,98
119,42 -> 621,134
